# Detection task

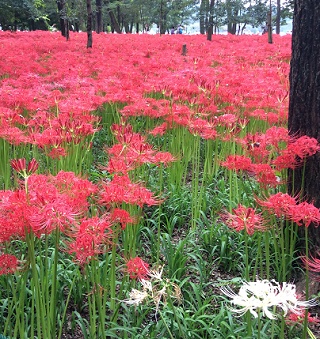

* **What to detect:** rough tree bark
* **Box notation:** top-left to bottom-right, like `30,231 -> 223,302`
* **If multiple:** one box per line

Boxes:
267,0 -> 273,43
86,0 -> 93,48
207,0 -> 215,41
199,0 -> 207,34
103,0 -> 121,33
96,0 -> 103,33
57,0 -> 68,38
288,1 -> 320,251
276,0 -> 281,34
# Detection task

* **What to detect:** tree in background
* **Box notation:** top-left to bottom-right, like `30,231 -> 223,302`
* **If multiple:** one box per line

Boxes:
57,0 -> 69,38
86,0 -> 92,47
288,0 -> 320,252
0,0 -> 50,30
207,0 -> 215,40
96,0 -> 102,33
0,0 -> 293,35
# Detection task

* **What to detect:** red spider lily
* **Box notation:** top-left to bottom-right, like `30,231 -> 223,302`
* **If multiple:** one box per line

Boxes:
0,190 -> 31,241
287,201 -> 320,227
28,197 -> 80,236
222,204 -> 266,235
238,133 -> 270,163
11,158 -> 26,173
48,146 -> 67,158
125,256 -> 150,280
68,217 -> 113,265
105,158 -> 137,174
99,174 -> 162,208
120,98 -> 171,119
272,150 -> 299,171
107,123 -> 176,172
28,172 -> 96,213
110,208 -> 137,230
301,254 -> 320,273
187,118 -> 217,140
11,158 -> 39,177
251,163 -> 281,188
0,172 -> 97,239
153,151 -> 177,166
221,155 -> 253,172
265,126 -> 290,146
0,254 -> 19,275
286,309 -> 320,325
53,171 -> 98,208
256,192 -> 297,217
149,122 -> 170,136
288,135 -> 320,160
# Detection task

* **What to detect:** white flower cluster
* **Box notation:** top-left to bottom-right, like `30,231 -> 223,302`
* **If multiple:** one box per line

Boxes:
221,279 -> 318,319
122,265 -> 181,314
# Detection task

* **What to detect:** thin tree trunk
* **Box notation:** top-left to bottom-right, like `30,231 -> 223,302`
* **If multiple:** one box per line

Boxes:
96,0 -> 103,33
199,0 -> 207,34
207,0 -> 215,41
159,0 -> 167,35
267,0 -> 273,43
108,11 -> 121,33
276,0 -> 281,34
87,0 -> 93,48
57,0 -> 66,37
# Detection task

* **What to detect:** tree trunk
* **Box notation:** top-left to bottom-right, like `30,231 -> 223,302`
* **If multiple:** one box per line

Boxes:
226,0 -> 236,34
276,0 -> 281,34
57,0 -> 67,37
64,19 -> 69,40
267,5 -> 273,43
108,11 -> 121,33
207,0 -> 215,41
96,0 -> 103,34
288,1 -> 320,250
87,0 -> 93,48
159,0 -> 167,35
104,0 -> 121,33
199,0 -> 207,34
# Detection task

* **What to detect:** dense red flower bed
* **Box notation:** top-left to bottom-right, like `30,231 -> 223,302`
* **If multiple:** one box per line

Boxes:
0,31 -> 291,149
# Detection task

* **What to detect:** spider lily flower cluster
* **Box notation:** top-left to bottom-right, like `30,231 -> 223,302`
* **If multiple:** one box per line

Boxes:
123,262 -> 182,313
221,279 -> 318,320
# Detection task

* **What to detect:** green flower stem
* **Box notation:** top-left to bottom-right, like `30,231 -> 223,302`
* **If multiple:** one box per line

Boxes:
109,244 -> 117,313
158,309 -> 175,339
303,226 -> 309,339
57,274 -> 77,339
191,135 -> 201,229
27,231 -> 48,338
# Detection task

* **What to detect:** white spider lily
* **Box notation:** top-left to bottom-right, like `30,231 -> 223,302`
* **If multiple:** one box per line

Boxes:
221,279 -> 317,320
122,288 -> 148,306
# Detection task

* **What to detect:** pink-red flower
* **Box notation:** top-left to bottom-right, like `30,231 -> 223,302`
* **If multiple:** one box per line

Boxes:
0,254 -> 18,275
68,217 -> 113,264
287,201 -> 320,227
99,174 -> 162,207
288,135 -> 320,160
301,254 -> 320,273
251,163 -> 280,188
126,257 -> 150,280
110,208 -> 136,230
221,155 -> 253,172
256,192 -> 297,217
286,309 -> 320,325
222,204 -> 266,235
11,158 -> 39,177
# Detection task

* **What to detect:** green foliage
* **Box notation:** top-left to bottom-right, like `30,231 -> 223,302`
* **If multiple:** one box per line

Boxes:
0,0 -> 293,33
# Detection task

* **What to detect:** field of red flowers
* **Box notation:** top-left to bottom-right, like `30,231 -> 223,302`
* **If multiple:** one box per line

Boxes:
1,31 -> 319,339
